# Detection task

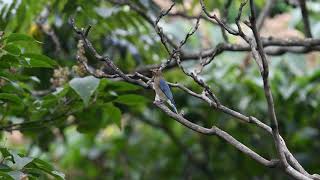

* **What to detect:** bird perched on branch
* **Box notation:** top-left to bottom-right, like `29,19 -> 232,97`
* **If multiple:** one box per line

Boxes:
151,69 -> 178,113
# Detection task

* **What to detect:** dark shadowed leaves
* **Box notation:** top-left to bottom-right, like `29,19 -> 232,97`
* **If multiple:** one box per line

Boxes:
115,94 -> 148,106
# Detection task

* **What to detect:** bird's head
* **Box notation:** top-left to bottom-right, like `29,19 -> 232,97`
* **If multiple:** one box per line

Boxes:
151,68 -> 162,76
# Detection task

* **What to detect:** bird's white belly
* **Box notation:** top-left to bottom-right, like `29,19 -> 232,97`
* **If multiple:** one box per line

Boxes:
154,84 -> 167,101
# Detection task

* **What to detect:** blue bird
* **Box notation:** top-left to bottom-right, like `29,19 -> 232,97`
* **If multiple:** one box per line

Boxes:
151,69 -> 178,113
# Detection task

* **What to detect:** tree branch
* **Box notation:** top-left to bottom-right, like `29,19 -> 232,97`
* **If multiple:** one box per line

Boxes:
154,101 -> 279,168
298,0 -> 313,38
68,11 -> 319,178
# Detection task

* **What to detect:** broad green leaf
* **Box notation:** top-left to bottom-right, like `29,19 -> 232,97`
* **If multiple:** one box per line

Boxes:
104,80 -> 141,92
115,94 -> 147,106
5,33 -> 38,43
32,158 -> 65,180
0,148 -> 13,161
40,94 -> 59,108
53,86 -> 70,98
51,171 -> 65,180
0,93 -> 21,104
76,105 -> 106,133
0,54 -> 19,68
3,44 -> 21,55
0,171 -> 13,180
69,76 -> 100,106
76,103 -> 121,133
21,53 -> 57,68
104,103 -> 121,128
31,158 -> 54,172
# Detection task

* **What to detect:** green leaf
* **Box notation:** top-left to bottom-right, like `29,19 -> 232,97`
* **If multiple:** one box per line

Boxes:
5,33 -> 39,43
69,76 -> 100,106
32,158 -> 65,180
0,148 -> 13,161
53,86 -> 70,98
39,94 -> 58,108
21,53 -> 57,68
105,80 -> 141,92
0,54 -> 20,68
105,103 -> 121,128
115,94 -> 147,106
31,158 -> 54,171
51,171 -> 65,180
75,103 -> 121,133
0,93 -> 21,104
0,171 -> 14,180
3,44 -> 21,55
76,105 -> 105,133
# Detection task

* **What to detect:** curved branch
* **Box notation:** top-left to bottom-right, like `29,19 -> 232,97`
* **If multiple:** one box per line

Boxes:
154,101 -> 279,168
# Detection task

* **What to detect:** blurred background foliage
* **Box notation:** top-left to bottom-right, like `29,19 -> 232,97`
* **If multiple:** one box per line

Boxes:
0,0 -> 320,179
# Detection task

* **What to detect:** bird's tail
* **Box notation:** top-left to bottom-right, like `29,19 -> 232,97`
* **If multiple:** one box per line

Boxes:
168,99 -> 178,113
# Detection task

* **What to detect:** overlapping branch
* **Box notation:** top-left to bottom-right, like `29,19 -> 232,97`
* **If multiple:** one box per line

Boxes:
109,0 -> 320,74
69,0 -> 320,176
70,16 -> 281,174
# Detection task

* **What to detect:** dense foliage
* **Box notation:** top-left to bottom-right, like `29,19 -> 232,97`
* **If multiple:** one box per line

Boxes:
0,0 -> 320,179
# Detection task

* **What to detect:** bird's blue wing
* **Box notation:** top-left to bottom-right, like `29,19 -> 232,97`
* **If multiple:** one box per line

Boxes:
159,79 -> 178,113
159,79 -> 174,101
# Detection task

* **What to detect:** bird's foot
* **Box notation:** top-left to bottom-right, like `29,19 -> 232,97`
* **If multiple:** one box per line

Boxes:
153,99 -> 164,105
179,110 -> 185,116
